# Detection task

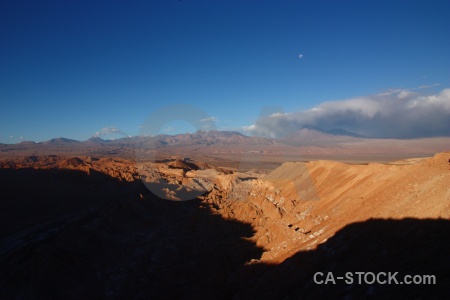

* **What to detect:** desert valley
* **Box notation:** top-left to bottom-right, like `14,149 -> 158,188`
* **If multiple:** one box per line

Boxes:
0,130 -> 449,298
2,0 -> 449,298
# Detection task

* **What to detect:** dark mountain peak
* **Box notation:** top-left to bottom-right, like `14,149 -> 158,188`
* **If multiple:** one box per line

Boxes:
86,136 -> 106,143
326,128 -> 366,138
278,126 -> 361,146
200,130 -> 245,137
287,127 -> 334,138
42,137 -> 80,145
18,140 -> 37,145
300,124 -> 324,131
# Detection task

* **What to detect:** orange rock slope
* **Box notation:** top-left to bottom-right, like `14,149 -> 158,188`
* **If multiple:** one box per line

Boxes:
203,152 -> 450,263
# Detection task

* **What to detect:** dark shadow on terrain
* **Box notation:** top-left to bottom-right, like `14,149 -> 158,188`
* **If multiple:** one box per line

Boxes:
0,167 -> 133,237
0,167 -> 449,299
236,218 -> 450,299
0,167 -> 263,299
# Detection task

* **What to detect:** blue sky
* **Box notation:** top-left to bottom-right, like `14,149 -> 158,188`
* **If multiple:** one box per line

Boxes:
1,0 -> 449,143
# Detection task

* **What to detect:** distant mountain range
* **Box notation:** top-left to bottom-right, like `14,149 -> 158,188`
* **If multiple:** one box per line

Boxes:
9,128 -> 363,146
1,128 -> 449,160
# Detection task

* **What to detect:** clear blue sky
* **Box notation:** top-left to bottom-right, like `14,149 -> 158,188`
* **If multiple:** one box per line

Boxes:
1,0 -> 449,142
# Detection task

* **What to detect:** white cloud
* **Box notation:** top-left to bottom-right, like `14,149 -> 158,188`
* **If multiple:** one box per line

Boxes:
397,90 -> 414,99
378,84 -> 440,98
94,126 -> 127,137
200,116 -> 218,122
242,124 -> 256,132
418,83 -> 440,89
246,88 -> 450,139
318,97 -> 383,118
163,126 -> 174,133
270,112 -> 285,117
298,54 -> 303,59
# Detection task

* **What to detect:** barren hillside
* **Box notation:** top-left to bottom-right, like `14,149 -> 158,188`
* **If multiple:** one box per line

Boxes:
0,152 -> 449,298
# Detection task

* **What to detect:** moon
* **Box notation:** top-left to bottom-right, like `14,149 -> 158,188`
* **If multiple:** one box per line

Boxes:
298,54 -> 303,59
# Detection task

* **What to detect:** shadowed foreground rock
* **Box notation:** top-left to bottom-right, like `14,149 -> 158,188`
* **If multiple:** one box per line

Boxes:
0,167 -> 262,299
235,218 -> 450,299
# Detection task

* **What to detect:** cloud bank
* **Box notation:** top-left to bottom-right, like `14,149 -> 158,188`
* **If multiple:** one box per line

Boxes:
243,88 -> 450,139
